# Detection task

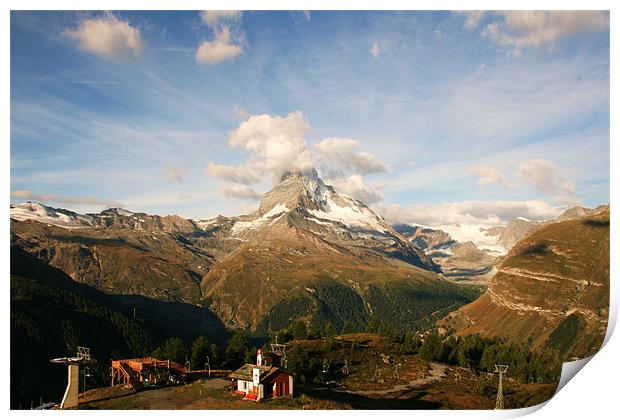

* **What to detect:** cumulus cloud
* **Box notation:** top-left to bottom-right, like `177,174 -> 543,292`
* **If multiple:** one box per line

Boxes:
200,10 -> 243,27
165,166 -> 185,182
205,162 -> 261,184
228,111 -> 315,182
315,137 -> 358,155
370,42 -> 381,57
196,11 -> 244,65
352,152 -> 389,174
196,27 -> 243,65
218,184 -> 262,200
377,199 -> 564,227
11,190 -> 124,208
208,111 -> 387,204
315,137 -> 388,177
328,174 -> 384,205
464,11 -> 609,51
65,15 -> 143,61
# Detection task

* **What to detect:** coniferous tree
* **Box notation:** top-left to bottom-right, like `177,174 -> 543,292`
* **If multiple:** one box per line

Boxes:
225,330 -> 249,367
340,321 -> 356,334
152,337 -> 187,364
323,322 -> 337,337
191,336 -> 210,370
290,321 -> 308,340
209,343 -> 220,368
419,333 -> 442,361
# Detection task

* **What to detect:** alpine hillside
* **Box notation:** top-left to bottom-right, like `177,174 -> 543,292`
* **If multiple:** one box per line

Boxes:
440,206 -> 610,359
197,169 -> 476,331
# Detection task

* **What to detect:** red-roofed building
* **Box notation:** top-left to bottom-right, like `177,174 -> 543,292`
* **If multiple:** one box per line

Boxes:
229,348 -> 293,401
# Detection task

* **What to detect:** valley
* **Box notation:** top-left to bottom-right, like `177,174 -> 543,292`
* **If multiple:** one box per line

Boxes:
8,171 -> 609,410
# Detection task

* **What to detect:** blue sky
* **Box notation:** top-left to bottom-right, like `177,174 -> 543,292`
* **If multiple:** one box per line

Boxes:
10,10 -> 610,225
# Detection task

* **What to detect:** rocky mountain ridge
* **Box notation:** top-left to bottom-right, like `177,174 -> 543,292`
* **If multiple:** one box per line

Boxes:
394,205 -> 608,283
10,169 -> 473,332
439,206 -> 610,359
10,175 -> 608,335
199,169 -> 435,271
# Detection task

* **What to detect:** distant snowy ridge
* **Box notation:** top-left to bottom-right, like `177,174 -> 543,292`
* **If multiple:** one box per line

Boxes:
10,202 -> 94,228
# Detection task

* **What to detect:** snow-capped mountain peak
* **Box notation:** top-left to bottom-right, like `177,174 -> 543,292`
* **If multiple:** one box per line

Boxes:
217,168 -> 435,270
248,168 -> 390,234
10,202 -> 94,228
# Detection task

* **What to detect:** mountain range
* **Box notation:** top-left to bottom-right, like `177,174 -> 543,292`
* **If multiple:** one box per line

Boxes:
392,204 -> 609,283
10,169 -> 609,340
10,169 -> 477,334
10,167 -> 610,406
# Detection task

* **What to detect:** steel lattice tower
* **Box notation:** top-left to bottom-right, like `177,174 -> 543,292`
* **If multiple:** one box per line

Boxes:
494,364 -> 509,410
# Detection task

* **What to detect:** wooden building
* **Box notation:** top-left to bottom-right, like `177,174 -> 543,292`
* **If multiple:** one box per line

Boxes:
111,357 -> 187,390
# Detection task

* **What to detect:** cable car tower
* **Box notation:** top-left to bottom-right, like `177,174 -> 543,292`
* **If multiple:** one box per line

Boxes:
494,364 -> 509,410
50,346 -> 94,409
270,335 -> 288,369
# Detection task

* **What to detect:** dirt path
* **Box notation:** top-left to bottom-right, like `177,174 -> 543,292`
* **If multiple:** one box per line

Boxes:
315,362 -> 448,397
351,363 -> 447,396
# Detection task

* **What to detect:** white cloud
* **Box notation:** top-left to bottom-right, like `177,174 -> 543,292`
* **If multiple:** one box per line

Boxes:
478,11 -> 609,50
315,137 -> 358,155
351,152 -> 389,174
165,166 -> 185,182
377,199 -> 564,227
468,163 -> 508,187
205,162 -> 261,184
207,112 -> 387,206
11,190 -> 124,208
228,111 -> 315,182
65,15 -> 143,61
200,11 -> 242,28
516,159 -> 576,202
328,174 -> 384,204
456,11 -> 486,29
314,137 -> 388,177
313,137 -> 387,204
196,27 -> 243,65
370,42 -> 381,57
196,11 -> 244,65
218,184 -> 262,200
468,159 -> 577,205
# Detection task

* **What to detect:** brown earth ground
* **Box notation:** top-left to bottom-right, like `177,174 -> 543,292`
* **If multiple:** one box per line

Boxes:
79,367 -> 556,410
